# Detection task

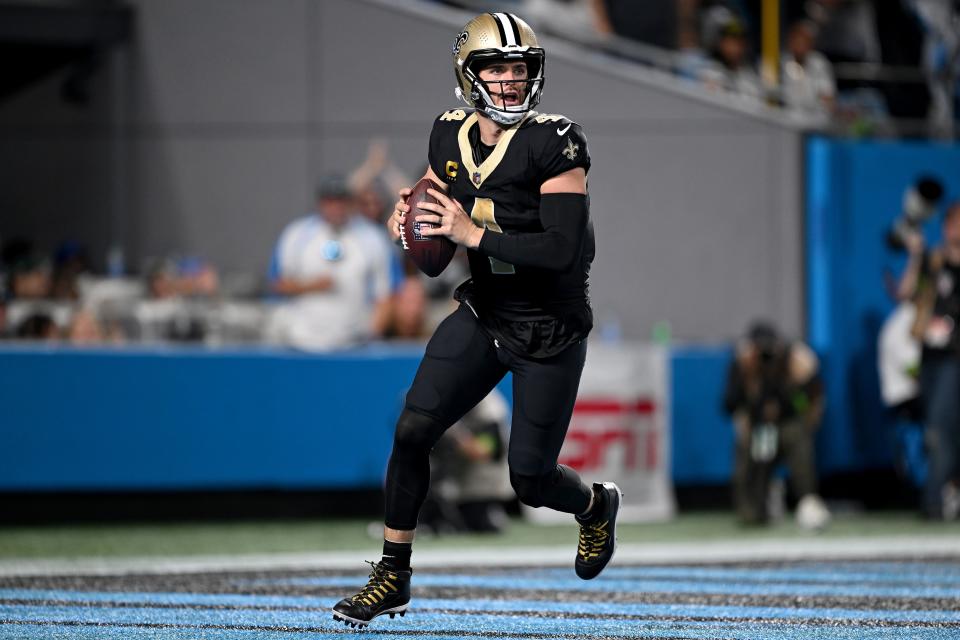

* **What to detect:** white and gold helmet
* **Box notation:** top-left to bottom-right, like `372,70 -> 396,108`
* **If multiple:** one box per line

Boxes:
452,12 -> 545,126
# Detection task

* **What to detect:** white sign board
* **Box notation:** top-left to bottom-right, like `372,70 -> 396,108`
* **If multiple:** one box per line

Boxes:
524,341 -> 674,523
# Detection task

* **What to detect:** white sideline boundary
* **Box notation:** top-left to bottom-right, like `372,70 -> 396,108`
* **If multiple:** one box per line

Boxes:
2,535 -> 959,577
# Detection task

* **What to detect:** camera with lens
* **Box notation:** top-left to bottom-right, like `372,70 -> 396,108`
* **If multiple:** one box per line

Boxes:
886,176 -> 944,250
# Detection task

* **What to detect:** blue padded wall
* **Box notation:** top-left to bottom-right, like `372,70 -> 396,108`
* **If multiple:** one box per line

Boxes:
806,136 -> 960,474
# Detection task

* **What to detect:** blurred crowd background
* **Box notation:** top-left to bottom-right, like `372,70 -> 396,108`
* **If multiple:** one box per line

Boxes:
1,0 -> 959,526
0,141 -> 464,349
2,0 -> 956,348
456,0 -> 956,136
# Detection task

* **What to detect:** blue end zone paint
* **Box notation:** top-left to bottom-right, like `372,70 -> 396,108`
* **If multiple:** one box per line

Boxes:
2,603 -> 957,640
254,573 -> 960,599
1,588 -> 958,625
581,564 -> 960,585
2,561 -> 957,639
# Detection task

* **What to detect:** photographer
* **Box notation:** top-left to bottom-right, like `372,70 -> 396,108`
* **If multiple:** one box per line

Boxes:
897,201 -> 960,520
723,322 -> 830,529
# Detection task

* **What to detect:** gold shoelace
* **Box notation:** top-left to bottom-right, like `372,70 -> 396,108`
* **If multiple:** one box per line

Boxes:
577,520 -> 609,561
352,561 -> 400,606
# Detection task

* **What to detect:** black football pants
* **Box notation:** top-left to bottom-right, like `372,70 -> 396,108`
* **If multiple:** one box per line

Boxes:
384,304 -> 592,530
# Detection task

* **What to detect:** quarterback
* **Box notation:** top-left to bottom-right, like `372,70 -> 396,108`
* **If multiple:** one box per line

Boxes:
333,12 -> 621,628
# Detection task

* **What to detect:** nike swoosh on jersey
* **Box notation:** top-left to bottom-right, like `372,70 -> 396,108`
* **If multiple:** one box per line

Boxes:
556,123 -> 572,136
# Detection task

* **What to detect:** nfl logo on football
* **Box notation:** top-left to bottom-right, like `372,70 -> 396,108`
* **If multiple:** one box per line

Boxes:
412,220 -> 425,241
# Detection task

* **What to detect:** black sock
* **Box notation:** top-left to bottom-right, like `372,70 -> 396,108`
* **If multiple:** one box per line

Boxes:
577,485 -> 606,523
381,539 -> 412,571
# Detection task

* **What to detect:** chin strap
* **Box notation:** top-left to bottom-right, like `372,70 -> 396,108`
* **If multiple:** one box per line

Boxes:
455,83 -> 530,126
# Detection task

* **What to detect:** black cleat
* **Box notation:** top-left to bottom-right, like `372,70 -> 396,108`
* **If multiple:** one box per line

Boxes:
575,481 -> 622,580
332,560 -> 411,628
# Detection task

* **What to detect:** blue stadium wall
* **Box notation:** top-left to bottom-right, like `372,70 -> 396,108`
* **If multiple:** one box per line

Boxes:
0,340 -> 842,491
0,343 -> 731,491
1,137 -> 958,492
806,136 -> 960,476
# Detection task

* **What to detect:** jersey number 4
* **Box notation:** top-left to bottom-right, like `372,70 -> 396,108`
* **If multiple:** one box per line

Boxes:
471,198 -> 515,275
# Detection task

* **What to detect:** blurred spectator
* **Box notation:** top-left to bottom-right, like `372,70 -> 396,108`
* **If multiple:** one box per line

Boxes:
136,257 -> 219,342
348,141 -> 433,341
348,140 -> 410,226
878,301 -> 926,490
723,321 -> 831,529
383,275 -> 429,340
348,140 -> 408,284
523,0 -> 597,38
2,238 -> 32,290
420,388 -> 514,534
66,307 -> 106,344
912,0 -> 960,134
265,174 -> 392,351
9,252 -> 51,300
590,0 -> 680,49
872,0 -> 931,121
897,202 -> 960,520
807,0 -> 880,65
698,9 -> 763,100
15,312 -> 58,341
807,0 -> 930,122
3,241 -> 74,339
781,20 -> 836,118
674,0 -> 714,79
150,256 -> 219,299
354,182 -> 391,227
50,241 -> 92,300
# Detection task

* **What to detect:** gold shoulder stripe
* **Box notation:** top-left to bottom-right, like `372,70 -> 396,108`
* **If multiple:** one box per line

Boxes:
457,112 -> 529,189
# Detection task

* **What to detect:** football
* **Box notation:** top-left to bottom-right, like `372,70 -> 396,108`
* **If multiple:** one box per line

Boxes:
400,178 -> 457,277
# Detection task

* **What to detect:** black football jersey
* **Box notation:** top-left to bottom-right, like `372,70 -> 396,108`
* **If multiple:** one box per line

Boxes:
427,108 -> 594,358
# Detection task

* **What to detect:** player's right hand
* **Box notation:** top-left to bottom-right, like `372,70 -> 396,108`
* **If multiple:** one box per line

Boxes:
388,187 -> 412,243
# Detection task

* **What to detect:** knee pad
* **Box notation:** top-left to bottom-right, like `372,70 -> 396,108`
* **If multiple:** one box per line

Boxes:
393,409 -> 446,454
385,409 -> 447,532
510,470 -> 549,508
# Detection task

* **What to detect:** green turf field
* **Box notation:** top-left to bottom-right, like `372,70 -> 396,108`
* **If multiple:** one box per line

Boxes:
0,511 -> 953,559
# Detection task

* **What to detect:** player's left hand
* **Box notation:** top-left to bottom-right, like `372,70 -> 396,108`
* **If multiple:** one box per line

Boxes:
416,189 -> 483,249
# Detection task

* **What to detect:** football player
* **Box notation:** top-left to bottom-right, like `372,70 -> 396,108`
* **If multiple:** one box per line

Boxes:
332,12 -> 621,628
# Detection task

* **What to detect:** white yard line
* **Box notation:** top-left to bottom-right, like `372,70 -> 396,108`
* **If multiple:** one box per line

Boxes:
1,535 -> 959,577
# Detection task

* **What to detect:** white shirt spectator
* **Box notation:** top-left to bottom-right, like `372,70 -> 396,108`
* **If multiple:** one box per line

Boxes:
878,302 -> 921,408
700,60 -> 764,101
266,214 -> 391,351
782,50 -> 836,118
354,214 -> 403,293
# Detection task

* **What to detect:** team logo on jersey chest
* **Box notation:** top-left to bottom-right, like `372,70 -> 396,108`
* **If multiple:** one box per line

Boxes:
562,138 -> 579,161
